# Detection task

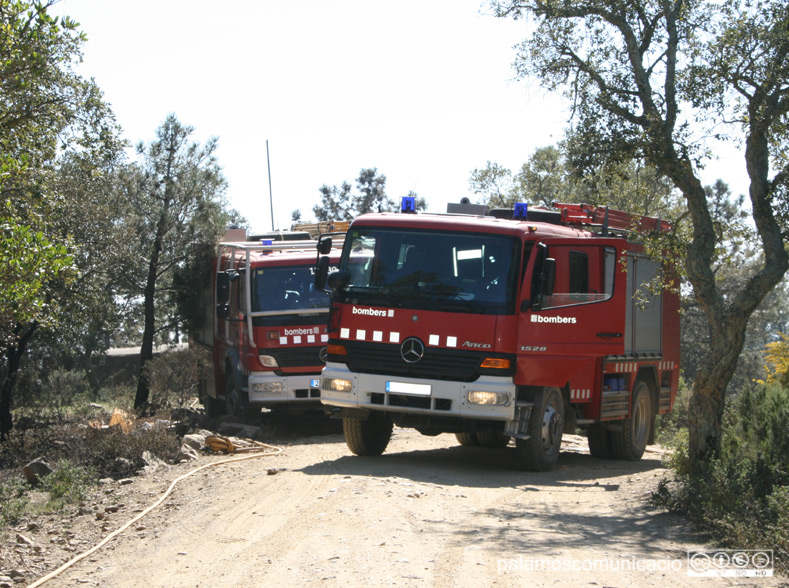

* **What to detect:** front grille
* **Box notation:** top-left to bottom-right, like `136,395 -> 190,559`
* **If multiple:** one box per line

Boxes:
332,340 -> 486,382
260,346 -> 325,374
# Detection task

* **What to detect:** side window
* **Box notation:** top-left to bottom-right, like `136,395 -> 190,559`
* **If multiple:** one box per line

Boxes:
347,234 -> 377,286
542,245 -> 616,309
569,251 -> 589,294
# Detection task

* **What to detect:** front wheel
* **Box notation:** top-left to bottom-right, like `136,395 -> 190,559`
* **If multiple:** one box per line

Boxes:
225,371 -> 257,419
515,387 -> 564,472
343,413 -> 393,456
204,394 -> 226,419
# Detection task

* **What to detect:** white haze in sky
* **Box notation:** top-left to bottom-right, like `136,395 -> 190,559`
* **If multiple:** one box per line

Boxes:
54,0 -> 747,233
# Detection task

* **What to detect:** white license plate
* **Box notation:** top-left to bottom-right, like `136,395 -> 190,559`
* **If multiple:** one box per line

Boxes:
386,381 -> 432,396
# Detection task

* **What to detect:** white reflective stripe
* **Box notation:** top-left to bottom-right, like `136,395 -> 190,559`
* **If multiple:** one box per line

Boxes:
276,334 -> 328,345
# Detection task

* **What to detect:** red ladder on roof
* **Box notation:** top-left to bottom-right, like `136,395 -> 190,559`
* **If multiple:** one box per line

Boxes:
552,202 -> 671,233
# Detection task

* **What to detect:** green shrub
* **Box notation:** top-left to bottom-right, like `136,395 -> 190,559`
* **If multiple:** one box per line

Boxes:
654,382 -> 789,573
0,477 -> 30,528
40,460 -> 95,509
142,347 -> 208,411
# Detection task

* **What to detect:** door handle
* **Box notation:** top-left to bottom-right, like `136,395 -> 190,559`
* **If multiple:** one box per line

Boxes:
597,332 -> 623,338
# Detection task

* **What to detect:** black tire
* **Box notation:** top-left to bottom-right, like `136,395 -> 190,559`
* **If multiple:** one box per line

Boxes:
455,432 -> 479,447
587,423 -> 611,459
476,429 -> 511,448
224,370 -> 250,419
204,394 -> 226,419
610,381 -> 652,461
343,413 -> 393,456
515,387 -> 564,471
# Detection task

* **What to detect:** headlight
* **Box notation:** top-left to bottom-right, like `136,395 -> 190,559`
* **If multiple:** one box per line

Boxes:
322,377 -> 353,393
468,390 -> 510,406
251,382 -> 284,394
259,354 -> 279,367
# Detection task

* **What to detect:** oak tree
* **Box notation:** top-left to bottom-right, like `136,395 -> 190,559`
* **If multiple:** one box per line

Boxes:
491,0 -> 789,468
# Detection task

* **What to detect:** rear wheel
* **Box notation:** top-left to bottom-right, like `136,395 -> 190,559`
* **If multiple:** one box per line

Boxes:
455,431 -> 479,447
344,413 -> 393,456
515,387 -> 564,471
476,429 -> 511,448
586,423 -> 611,459
610,381 -> 652,461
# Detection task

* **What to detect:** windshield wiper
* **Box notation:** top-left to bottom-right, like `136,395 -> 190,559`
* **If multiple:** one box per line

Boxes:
344,286 -> 401,308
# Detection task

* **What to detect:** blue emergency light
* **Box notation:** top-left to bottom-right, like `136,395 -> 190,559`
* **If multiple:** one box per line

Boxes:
400,196 -> 417,213
261,239 -> 273,245
513,202 -> 528,220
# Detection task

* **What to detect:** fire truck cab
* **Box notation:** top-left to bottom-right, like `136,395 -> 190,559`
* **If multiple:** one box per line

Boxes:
195,230 -> 341,418
314,199 -> 679,471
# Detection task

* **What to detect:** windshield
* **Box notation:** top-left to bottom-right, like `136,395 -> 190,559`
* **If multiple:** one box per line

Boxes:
251,265 -> 329,313
340,227 -> 521,314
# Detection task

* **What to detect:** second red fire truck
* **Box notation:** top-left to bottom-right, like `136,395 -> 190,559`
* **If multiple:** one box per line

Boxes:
314,199 -> 679,471
195,228 -> 342,417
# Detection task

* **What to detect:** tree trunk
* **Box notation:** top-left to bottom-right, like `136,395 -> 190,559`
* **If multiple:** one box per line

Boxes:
686,319 -> 747,465
0,323 -> 38,440
134,251 -> 159,408
134,212 -> 167,409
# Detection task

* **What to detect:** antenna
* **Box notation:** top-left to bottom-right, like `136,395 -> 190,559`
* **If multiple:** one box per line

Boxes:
266,140 -> 275,231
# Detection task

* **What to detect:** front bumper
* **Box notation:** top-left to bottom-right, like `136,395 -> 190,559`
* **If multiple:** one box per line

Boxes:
247,372 -> 321,404
319,362 -> 516,421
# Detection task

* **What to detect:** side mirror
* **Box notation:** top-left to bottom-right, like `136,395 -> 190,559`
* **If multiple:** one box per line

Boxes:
317,236 -> 333,255
531,258 -> 556,310
542,258 -> 556,297
327,269 -> 350,291
314,256 -> 331,290
216,272 -> 230,305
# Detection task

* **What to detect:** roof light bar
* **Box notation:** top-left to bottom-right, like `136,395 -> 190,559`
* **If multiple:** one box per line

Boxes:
513,202 -> 528,220
401,196 -> 417,214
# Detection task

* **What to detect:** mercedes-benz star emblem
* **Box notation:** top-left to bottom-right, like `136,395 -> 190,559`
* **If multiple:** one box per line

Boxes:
319,347 -> 328,363
400,337 -> 425,363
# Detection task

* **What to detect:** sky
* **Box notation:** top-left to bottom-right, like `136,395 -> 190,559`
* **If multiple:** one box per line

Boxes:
52,0 -> 746,234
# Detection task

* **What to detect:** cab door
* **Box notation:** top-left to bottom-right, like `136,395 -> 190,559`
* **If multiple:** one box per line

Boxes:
516,238 -> 626,388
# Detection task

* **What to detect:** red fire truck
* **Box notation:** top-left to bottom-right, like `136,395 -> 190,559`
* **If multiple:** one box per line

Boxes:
314,199 -> 679,471
195,229 -> 342,418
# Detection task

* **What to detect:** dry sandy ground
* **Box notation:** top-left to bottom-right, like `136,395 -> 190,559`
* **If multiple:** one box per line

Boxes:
13,427 -> 788,588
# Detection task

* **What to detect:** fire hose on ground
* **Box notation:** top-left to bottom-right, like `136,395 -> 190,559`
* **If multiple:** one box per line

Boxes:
26,436 -> 284,588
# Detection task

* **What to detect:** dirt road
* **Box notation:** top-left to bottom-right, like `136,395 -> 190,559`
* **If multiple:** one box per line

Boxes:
41,426 -> 783,588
